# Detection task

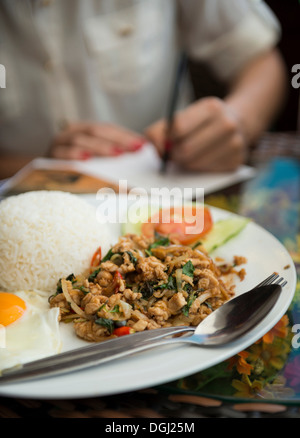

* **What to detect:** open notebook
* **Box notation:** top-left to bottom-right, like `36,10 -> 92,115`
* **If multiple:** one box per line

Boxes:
0,144 -> 255,199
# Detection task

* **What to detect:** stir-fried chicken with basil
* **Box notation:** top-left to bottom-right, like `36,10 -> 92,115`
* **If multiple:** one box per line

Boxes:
49,234 -> 245,342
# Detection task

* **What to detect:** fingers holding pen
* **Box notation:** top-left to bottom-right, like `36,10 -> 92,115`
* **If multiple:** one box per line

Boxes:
146,97 -> 248,172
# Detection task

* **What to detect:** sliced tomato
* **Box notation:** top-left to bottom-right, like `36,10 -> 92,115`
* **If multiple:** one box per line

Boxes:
141,206 -> 213,245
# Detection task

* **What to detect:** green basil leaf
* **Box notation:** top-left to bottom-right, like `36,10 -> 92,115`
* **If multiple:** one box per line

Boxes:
109,305 -> 120,314
101,248 -> 114,262
182,288 -> 205,317
126,251 -> 138,266
88,267 -> 101,282
77,285 -> 90,294
182,261 -> 195,278
154,274 -> 176,291
95,317 -> 114,334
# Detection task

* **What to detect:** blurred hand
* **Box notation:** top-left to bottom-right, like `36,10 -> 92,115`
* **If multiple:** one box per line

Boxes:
50,122 -> 146,160
145,97 -> 248,172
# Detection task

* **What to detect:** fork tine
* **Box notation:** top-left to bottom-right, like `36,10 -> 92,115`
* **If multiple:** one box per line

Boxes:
257,273 -> 279,287
256,273 -> 287,289
275,277 -> 288,288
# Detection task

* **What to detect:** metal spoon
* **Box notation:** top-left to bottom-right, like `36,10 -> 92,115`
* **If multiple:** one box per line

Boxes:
0,283 -> 282,385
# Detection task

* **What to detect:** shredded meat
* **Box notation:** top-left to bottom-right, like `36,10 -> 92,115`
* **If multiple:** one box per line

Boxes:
137,256 -> 168,283
74,320 -> 111,342
49,233 -> 246,343
168,292 -> 187,315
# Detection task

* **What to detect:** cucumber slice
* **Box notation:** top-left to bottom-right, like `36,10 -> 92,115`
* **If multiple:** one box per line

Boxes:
199,216 -> 250,253
121,205 -> 159,236
121,220 -> 143,236
121,221 -> 142,236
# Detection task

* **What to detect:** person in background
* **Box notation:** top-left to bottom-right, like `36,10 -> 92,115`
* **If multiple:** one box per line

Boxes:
0,0 -> 287,176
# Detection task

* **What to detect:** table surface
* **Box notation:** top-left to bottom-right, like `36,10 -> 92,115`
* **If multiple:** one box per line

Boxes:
0,132 -> 300,419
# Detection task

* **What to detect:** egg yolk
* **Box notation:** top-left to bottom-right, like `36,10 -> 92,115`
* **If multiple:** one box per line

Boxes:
0,292 -> 26,326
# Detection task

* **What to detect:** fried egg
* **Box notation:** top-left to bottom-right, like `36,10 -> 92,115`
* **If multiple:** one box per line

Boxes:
0,290 -> 61,374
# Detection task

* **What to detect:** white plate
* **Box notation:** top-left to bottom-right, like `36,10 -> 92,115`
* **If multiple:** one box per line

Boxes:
0,195 -> 297,399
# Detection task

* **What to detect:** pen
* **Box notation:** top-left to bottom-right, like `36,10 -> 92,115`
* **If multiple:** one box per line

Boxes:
161,52 -> 188,173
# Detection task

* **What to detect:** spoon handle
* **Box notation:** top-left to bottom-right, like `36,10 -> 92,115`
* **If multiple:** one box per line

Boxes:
0,326 -> 195,385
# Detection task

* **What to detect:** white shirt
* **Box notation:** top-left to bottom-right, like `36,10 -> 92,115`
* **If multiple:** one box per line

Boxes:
0,0 -> 280,156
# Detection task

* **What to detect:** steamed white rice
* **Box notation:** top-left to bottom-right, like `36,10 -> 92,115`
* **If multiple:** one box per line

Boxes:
0,191 -> 111,293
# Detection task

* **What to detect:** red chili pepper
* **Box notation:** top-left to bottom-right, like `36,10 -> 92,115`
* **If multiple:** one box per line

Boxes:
91,247 -> 102,267
114,271 -> 123,281
113,326 -> 134,337
113,271 -> 123,293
